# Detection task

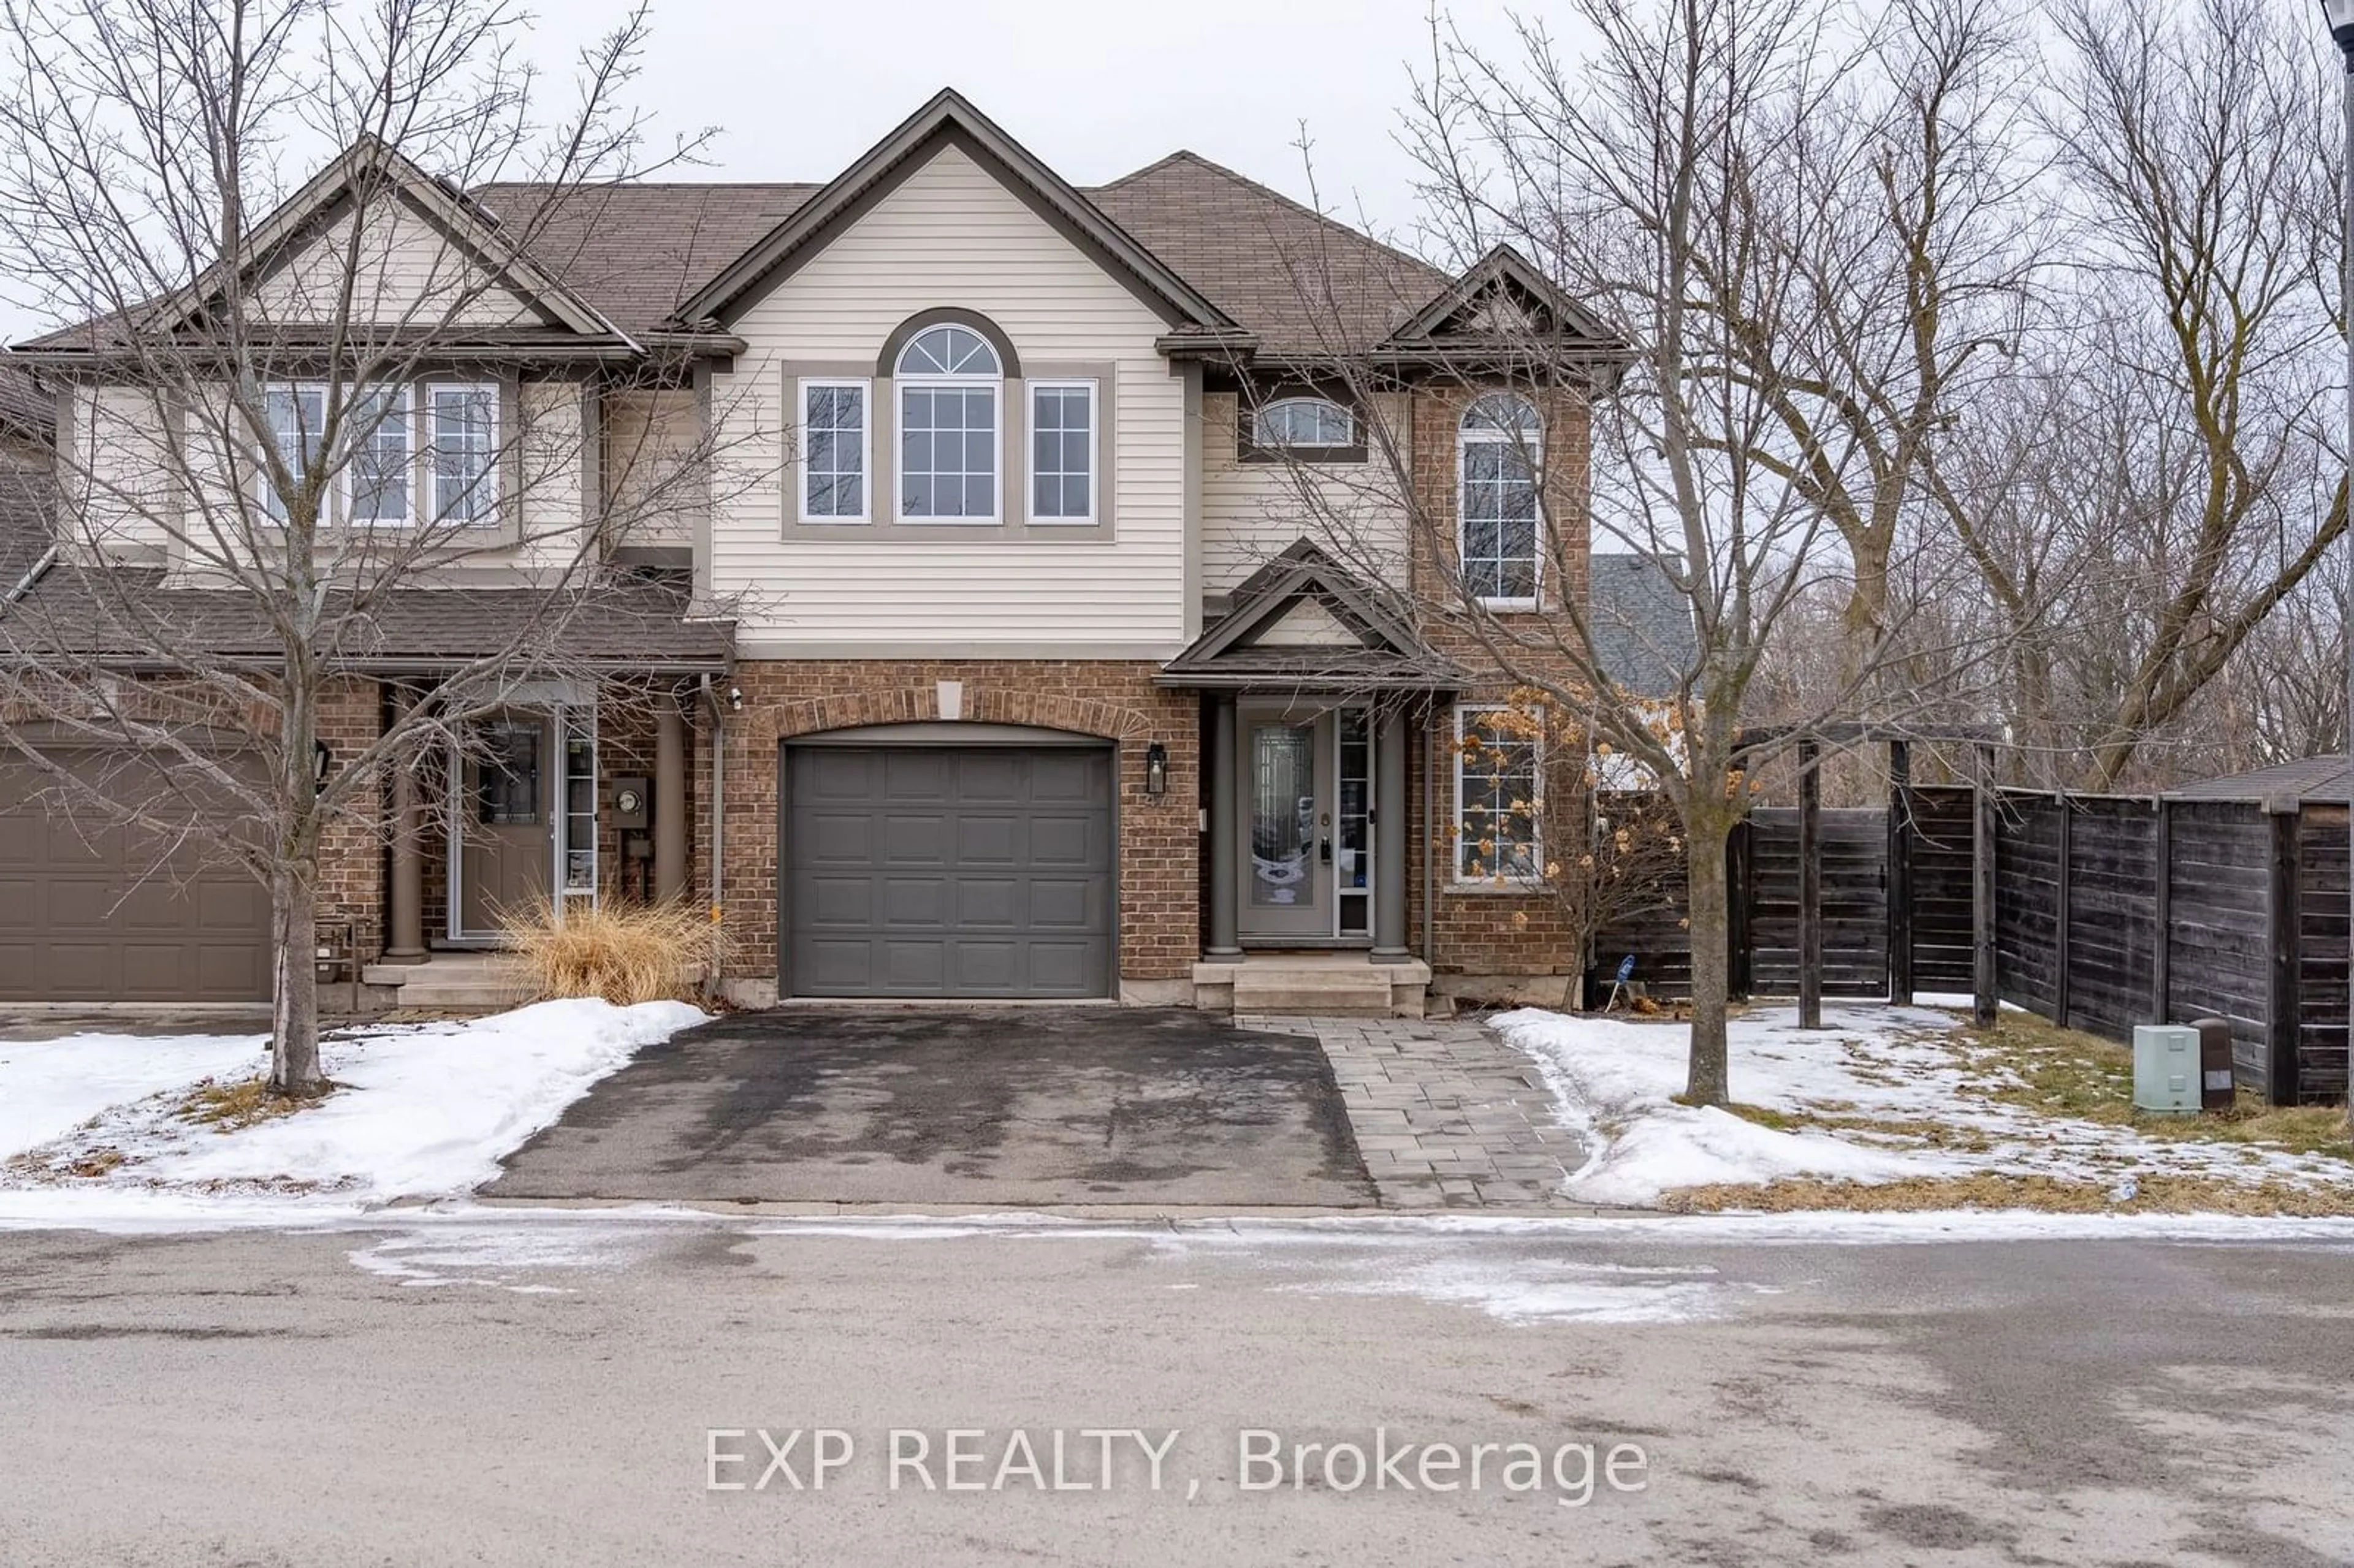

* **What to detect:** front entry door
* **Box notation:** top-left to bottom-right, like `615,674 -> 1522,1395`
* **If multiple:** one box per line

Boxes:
1238,707 -> 1335,940
456,712 -> 554,936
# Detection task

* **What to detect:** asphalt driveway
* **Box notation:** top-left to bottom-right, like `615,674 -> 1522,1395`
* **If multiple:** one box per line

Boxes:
485,1007 -> 1376,1207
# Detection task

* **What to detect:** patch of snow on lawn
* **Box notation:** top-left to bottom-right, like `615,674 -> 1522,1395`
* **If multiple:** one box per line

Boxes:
0,1032 -> 267,1161
2,999 -> 705,1211
1491,1004 -> 2351,1209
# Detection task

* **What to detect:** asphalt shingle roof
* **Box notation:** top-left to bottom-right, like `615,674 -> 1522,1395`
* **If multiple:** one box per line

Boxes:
471,151 -> 1449,354
1588,554 -> 1696,699
0,563 -> 729,671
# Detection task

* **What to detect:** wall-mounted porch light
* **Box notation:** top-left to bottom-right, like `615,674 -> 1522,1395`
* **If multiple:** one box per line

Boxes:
1143,742 -> 1169,797
313,739 -> 333,784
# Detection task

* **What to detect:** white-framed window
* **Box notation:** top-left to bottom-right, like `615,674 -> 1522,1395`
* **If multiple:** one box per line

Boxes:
1252,395 -> 1355,451
426,382 -> 499,525
799,377 -> 869,522
349,384 -> 411,524
1459,392 -> 1542,607
261,382 -> 327,521
1029,379 -> 1096,523
895,322 -> 1000,522
262,380 -> 416,525
1454,703 -> 1541,883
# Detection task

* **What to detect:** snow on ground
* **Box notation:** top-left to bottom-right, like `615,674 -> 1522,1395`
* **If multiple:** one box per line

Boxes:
0,999 -> 704,1214
1491,1004 -> 2352,1209
0,1030 -> 269,1162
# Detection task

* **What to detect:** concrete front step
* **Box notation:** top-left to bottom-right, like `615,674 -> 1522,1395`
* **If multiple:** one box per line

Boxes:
1195,956 -> 1432,1018
359,955 -> 532,1013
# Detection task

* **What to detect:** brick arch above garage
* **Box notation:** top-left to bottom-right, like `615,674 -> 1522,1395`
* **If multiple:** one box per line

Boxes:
745,682 -> 1162,748
718,660 -> 1202,995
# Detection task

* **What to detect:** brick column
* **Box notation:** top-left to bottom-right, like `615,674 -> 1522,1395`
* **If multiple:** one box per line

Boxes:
383,686 -> 427,963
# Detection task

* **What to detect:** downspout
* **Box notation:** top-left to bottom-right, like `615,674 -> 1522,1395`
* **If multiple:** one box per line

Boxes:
700,675 -> 724,915
1421,700 -> 1436,975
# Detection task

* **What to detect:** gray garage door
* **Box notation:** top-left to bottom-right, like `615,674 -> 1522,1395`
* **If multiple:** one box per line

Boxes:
783,744 -> 1115,998
0,750 -> 272,1002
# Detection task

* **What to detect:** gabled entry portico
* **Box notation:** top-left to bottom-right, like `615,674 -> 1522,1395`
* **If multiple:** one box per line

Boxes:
1161,542 -> 1460,1012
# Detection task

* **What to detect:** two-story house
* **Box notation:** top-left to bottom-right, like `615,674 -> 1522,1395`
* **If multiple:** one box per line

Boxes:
1,89 -> 1669,1016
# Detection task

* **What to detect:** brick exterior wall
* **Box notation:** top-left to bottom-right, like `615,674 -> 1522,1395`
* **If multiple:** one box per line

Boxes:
720,660 -> 1200,991
314,676 -> 386,964
1400,382 -> 1599,997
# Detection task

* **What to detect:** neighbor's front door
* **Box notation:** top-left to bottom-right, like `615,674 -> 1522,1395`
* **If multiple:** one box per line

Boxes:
1237,706 -> 1335,940
457,712 -> 553,937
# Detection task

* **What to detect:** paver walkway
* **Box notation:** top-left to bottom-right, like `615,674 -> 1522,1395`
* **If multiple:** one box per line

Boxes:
1242,1014 -> 1591,1209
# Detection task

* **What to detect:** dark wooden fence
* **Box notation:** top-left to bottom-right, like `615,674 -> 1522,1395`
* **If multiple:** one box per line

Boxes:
1590,783 -> 2349,1106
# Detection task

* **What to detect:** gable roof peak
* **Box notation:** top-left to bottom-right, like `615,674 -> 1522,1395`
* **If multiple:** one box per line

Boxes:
672,89 -> 1240,335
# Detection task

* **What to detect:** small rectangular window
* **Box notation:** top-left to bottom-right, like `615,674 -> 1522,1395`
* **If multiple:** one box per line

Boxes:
1454,704 -> 1541,882
800,378 -> 869,522
428,382 -> 499,525
1029,380 -> 1095,522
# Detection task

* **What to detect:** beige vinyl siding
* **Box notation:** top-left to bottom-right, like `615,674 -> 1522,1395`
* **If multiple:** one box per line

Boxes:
1201,390 -> 1412,594
707,143 -> 1187,650
58,383 -> 180,561
60,376 -> 590,581
249,197 -> 542,329
603,389 -> 699,548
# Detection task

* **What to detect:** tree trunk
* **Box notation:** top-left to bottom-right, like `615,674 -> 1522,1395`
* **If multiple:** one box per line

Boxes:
269,854 -> 326,1098
1683,811 -> 1736,1106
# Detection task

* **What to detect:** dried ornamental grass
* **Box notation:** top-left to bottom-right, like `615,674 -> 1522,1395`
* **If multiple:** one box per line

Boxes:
497,898 -> 717,1005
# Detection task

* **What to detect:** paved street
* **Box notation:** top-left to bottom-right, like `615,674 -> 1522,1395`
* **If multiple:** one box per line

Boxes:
4,1212 -> 2350,1566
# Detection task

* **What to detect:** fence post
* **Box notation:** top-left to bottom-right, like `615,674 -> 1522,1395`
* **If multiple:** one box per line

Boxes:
1887,739 -> 1913,1007
1973,745 -> 1998,1027
1798,737 -> 1823,1029
2150,796 -> 2171,1024
1726,816 -> 1753,1000
2264,799 -> 2302,1106
2053,795 -> 2073,1030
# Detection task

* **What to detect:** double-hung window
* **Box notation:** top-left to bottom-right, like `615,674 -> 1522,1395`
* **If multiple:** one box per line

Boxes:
1458,392 -> 1542,607
1455,704 -> 1541,882
262,383 -> 327,521
349,385 -> 411,524
800,378 -> 869,522
427,382 -> 499,525
1029,379 -> 1095,523
896,324 -> 1000,522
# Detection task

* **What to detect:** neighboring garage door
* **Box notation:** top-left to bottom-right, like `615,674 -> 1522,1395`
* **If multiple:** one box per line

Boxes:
0,750 -> 272,1002
783,742 -> 1115,998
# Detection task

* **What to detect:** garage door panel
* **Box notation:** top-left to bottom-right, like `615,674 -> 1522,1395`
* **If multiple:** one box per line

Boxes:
881,877 -> 948,926
880,940 -> 948,988
785,744 -> 1114,999
1026,877 -> 1095,929
955,815 -> 1019,865
948,940 -> 1019,991
883,751 -> 952,800
955,878 -> 1020,927
1027,813 -> 1100,868
880,813 -> 947,862
800,810 -> 877,862
0,750 -> 272,1002
1025,942 -> 1096,994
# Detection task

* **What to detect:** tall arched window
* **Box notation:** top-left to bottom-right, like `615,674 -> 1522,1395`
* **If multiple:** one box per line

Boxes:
1458,392 -> 1542,607
896,322 -> 1001,522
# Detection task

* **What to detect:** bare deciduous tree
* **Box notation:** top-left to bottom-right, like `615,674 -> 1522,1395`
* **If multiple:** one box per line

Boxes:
0,0 -> 742,1095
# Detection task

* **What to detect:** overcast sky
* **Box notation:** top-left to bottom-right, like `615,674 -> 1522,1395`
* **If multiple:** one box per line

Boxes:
538,0 -> 1529,242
